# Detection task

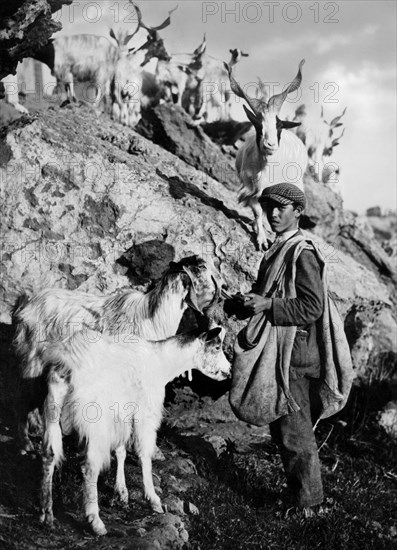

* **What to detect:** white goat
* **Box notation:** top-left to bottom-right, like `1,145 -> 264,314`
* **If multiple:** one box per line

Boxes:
39,326 -> 230,535
31,2 -> 176,124
33,34 -> 123,109
188,47 -> 250,123
154,34 -> 208,108
1,72 -> 28,114
110,3 -> 178,126
225,60 -> 308,249
293,104 -> 346,184
12,256 -> 220,500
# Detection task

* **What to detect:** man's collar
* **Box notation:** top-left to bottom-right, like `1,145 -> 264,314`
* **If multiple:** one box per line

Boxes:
274,228 -> 300,244
263,228 -> 301,261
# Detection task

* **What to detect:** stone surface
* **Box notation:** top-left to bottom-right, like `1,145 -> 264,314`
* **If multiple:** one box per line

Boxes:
0,0 -> 72,79
136,103 -> 239,191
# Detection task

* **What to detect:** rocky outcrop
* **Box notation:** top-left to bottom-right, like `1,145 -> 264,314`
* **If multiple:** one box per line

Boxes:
338,213 -> 396,281
137,104 -> 239,191
0,0 -> 72,79
1,104 -> 395,375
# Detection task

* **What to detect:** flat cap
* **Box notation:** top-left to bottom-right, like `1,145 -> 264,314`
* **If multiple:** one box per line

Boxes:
259,183 -> 306,208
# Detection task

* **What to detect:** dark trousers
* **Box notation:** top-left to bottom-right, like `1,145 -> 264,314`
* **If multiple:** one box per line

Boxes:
269,366 -> 324,508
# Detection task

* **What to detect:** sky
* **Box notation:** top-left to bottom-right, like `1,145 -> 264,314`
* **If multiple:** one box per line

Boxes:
51,0 -> 396,214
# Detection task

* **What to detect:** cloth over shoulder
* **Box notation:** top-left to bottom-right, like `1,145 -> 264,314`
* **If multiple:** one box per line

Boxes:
229,234 -> 355,426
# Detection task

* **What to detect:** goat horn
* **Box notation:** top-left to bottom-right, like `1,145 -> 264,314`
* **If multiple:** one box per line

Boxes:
330,107 -> 347,127
267,59 -> 305,113
150,5 -> 178,32
256,76 -> 268,102
332,127 -> 345,145
193,33 -> 206,56
130,2 -> 177,34
224,62 -> 266,116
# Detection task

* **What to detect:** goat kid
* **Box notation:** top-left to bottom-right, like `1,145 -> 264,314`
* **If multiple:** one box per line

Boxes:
39,326 -> 230,535
293,104 -> 346,184
225,60 -> 308,250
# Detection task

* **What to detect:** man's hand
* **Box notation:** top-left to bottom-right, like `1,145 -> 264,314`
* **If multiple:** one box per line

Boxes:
237,293 -> 272,316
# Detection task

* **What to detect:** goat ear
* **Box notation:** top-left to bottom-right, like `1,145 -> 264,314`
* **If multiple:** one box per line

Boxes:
178,65 -> 192,75
242,52 -> 249,57
229,49 -> 233,54
202,327 -> 222,342
279,119 -> 301,129
243,105 -> 262,130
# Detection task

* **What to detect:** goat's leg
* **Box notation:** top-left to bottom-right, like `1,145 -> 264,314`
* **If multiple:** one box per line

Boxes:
39,372 -> 68,526
251,201 -> 269,250
113,445 -> 129,506
135,421 -> 163,513
18,392 -> 36,454
82,452 -> 107,536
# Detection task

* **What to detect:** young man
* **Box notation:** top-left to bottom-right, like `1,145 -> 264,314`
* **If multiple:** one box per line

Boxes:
230,182 -> 335,517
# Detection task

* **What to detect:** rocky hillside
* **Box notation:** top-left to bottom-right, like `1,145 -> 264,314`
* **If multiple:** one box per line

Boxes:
0,102 -> 396,547
1,103 -> 396,376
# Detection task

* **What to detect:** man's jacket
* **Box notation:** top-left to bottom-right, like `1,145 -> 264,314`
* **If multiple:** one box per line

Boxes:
255,233 -> 324,371
229,232 -> 354,426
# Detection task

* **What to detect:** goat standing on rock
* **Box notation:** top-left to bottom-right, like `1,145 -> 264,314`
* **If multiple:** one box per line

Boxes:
225,60 -> 308,249
39,326 -> 230,535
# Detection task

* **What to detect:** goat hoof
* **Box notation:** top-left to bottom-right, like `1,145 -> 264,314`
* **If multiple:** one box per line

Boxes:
151,501 -> 164,514
21,439 -> 35,454
111,490 -> 129,508
39,511 -> 54,527
153,447 -> 166,461
87,514 -> 107,536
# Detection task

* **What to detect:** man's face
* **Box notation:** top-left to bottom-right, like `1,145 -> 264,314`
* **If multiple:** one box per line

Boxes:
263,201 -> 300,234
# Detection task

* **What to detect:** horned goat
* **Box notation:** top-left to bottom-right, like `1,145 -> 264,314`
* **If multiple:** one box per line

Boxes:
1,73 -> 28,114
12,256 -> 220,503
225,60 -> 308,249
39,326 -> 230,535
154,33 -> 207,108
293,104 -> 346,184
31,1 -> 175,124
186,47 -> 250,122
110,3 -> 177,126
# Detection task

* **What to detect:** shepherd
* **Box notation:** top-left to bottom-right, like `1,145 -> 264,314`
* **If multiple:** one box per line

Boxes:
228,182 -> 354,517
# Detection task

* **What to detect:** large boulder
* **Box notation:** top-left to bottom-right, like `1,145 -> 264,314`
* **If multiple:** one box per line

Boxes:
136,104 -> 239,191
0,0 -> 72,79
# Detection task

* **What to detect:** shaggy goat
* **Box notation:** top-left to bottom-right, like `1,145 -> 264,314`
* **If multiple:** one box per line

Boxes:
225,60 -> 308,249
293,104 -> 346,184
12,255 -> 220,495
39,326 -> 230,535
